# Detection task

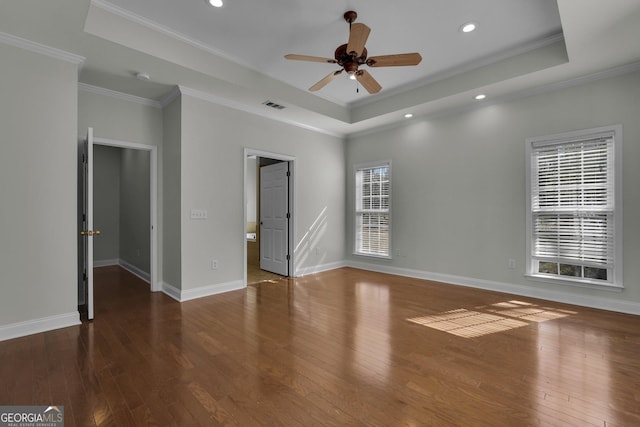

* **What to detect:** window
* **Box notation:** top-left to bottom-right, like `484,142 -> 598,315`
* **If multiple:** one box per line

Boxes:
526,125 -> 622,289
355,161 -> 391,258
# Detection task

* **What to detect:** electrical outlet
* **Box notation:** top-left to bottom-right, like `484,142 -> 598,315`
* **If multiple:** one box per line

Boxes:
211,259 -> 218,270
508,259 -> 516,270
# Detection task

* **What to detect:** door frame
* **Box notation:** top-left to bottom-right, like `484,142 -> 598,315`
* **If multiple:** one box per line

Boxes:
93,137 -> 159,292
243,148 -> 295,285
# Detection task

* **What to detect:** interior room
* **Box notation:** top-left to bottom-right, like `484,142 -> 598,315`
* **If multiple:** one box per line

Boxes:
1,0 -> 640,425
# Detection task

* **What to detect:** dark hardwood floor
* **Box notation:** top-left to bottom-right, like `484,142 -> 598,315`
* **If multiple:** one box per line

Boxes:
1,265 -> 639,426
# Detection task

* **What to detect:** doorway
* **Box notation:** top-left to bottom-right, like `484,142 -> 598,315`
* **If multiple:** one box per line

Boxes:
78,132 -> 158,320
244,149 -> 295,285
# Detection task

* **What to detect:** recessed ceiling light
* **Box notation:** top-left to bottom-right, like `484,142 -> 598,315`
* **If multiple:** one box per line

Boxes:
460,22 -> 477,33
135,72 -> 150,81
474,94 -> 486,100
208,0 -> 223,7
404,113 -> 413,118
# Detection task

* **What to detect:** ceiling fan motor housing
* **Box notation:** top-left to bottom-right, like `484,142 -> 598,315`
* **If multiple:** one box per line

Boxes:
335,44 -> 367,71
284,10 -> 421,94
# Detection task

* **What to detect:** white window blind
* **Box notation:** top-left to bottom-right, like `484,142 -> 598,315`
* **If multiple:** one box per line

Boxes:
355,162 -> 391,257
527,126 -> 622,288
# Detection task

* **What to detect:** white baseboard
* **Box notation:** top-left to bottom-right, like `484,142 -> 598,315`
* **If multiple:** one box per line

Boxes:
161,280 -> 245,302
161,281 -> 181,302
119,259 -> 150,283
294,260 -> 347,277
93,259 -> 150,283
346,260 -> 640,316
0,312 -> 80,342
94,259 -> 119,267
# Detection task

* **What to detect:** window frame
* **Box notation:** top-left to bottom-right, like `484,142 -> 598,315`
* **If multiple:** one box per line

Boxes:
525,125 -> 623,290
353,160 -> 392,259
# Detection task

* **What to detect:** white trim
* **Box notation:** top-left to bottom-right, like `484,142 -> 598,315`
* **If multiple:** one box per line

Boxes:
0,31 -> 85,66
180,281 -> 245,302
160,86 -> 181,107
90,0 -> 250,69
79,83 -> 162,108
0,312 -> 80,342
119,259 -> 151,284
345,261 -> 640,316
161,281 -> 181,302
351,33 -> 565,108
161,280 -> 245,302
243,148 -> 296,287
92,137 -> 160,292
525,125 -> 623,289
93,259 -> 151,284
353,160 -> 392,258
348,61 -> 640,139
179,86 -> 343,138
94,259 -> 119,267
295,261 -> 347,277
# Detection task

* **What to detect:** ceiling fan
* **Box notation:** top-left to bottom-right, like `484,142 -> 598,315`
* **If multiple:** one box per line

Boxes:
284,10 -> 422,94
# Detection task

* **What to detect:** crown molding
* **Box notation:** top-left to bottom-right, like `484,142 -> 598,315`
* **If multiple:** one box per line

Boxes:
159,86 -> 181,108
90,0 -> 249,68
348,60 -> 640,139
350,33 -> 566,109
0,31 -> 85,67
178,85 -> 344,138
78,82 -> 163,108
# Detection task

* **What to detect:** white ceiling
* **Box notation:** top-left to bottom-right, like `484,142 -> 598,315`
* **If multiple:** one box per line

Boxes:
1,0 -> 640,137
99,0 -> 562,106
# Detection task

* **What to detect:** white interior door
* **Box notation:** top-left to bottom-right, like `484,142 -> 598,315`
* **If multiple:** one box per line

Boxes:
83,128 -> 95,320
260,162 -> 289,276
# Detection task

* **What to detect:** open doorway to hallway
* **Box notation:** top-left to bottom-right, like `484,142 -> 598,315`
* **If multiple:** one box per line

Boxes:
244,149 -> 295,285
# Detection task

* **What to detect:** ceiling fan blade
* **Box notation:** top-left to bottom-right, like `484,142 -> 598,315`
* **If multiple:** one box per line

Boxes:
367,53 -> 423,67
309,70 -> 343,92
355,70 -> 382,94
285,54 -> 337,64
347,23 -> 371,56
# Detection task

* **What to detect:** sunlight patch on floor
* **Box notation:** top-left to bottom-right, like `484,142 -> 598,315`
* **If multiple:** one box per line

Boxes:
407,300 -> 578,338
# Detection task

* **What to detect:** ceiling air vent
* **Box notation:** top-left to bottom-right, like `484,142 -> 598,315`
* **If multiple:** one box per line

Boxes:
262,100 -> 286,110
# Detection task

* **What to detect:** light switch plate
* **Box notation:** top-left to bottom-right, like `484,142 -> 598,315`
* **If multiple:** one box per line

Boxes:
190,209 -> 208,219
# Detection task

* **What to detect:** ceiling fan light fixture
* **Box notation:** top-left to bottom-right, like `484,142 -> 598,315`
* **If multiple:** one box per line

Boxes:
460,22 -> 477,33
207,0 -> 223,7
284,10 -> 422,94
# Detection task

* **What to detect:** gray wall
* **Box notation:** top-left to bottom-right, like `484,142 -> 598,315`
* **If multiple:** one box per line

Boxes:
93,145 -> 121,262
92,145 -> 150,275
246,157 -> 257,224
78,90 -> 161,280
162,96 -> 182,289
78,91 -> 164,145
177,93 -> 346,290
120,148 -> 151,273
346,70 -> 640,308
0,43 -> 79,327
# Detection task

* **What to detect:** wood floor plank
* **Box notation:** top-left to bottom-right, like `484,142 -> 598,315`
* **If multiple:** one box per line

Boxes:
1,266 -> 639,426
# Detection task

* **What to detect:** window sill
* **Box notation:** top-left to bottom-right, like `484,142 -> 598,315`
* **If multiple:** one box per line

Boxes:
353,252 -> 392,260
525,274 -> 624,292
